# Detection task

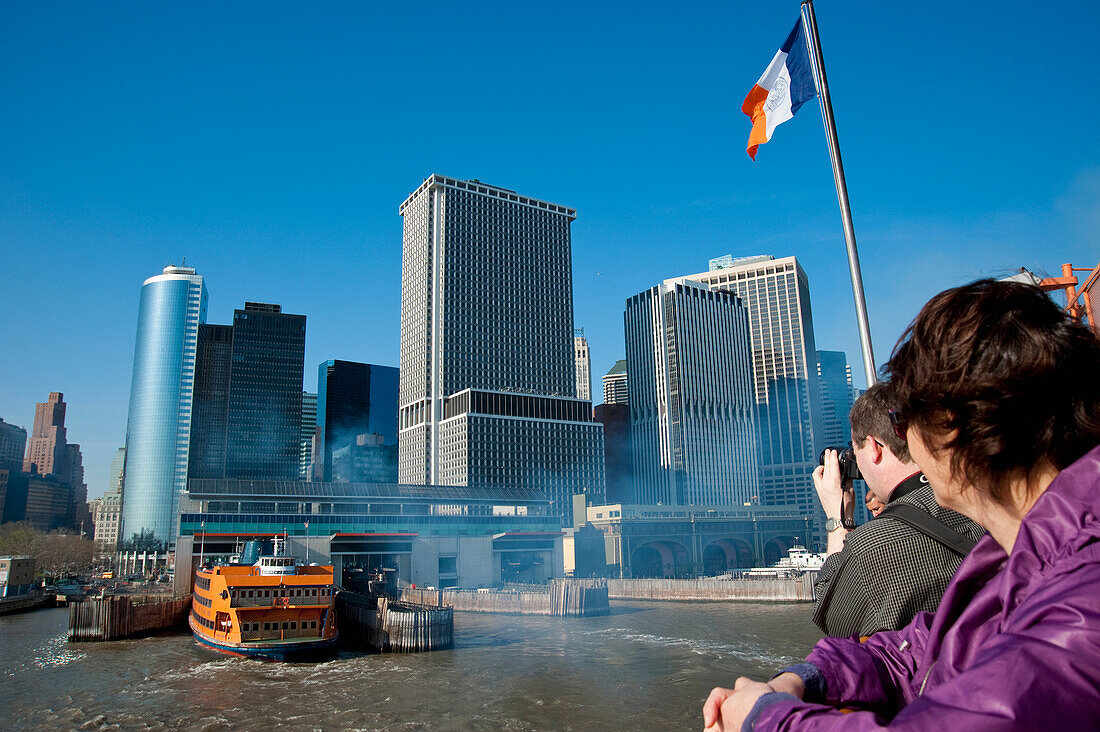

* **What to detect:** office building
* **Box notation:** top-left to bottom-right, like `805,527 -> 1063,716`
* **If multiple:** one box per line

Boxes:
315,361 -> 398,481
683,255 -> 825,539
0,419 -> 27,464
331,433 -> 398,484
23,392 -> 68,476
300,391 -> 316,479
93,447 -> 126,555
575,329 -> 591,401
594,403 -> 633,504
224,303 -> 306,480
188,304 -> 306,482
397,175 -> 605,523
817,351 -> 856,449
64,443 -> 89,531
603,360 -> 628,405
121,264 -> 208,546
624,278 -> 760,506
188,324 -> 233,480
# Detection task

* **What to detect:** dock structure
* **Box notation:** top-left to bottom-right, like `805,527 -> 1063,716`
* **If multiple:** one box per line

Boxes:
400,578 -> 611,617
336,591 -> 453,652
606,574 -> 817,603
67,595 -> 192,642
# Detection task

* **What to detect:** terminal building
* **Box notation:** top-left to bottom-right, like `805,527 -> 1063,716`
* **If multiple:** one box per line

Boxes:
173,479 -> 564,597
578,500 -> 812,577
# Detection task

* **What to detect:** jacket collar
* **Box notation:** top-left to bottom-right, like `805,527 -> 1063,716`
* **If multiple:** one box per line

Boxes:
888,471 -> 927,503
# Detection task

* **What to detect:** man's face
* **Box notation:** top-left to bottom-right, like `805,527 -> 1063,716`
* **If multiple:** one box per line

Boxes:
851,432 -> 894,503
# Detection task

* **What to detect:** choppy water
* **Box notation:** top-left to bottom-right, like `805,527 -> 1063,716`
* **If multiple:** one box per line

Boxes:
1,602 -> 822,730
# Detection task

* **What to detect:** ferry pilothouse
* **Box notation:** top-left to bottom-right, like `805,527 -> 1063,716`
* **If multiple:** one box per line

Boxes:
189,536 -> 338,660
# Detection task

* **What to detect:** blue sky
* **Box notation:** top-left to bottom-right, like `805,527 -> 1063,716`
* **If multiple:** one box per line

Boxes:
3,1 -> 1098,499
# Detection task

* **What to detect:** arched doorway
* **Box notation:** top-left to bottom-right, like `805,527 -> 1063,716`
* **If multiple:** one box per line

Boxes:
630,541 -> 690,577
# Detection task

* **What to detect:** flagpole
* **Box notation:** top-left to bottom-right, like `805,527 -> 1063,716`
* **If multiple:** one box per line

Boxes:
801,0 -> 878,387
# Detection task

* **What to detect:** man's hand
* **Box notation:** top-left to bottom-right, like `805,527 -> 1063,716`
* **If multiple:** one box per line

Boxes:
813,449 -> 846,517
703,675 -> 803,731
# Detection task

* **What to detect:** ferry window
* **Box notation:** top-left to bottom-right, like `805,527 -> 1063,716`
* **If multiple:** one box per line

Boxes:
264,622 -> 270,630
282,622 -> 289,630
291,622 -> 297,629
311,621 -> 317,628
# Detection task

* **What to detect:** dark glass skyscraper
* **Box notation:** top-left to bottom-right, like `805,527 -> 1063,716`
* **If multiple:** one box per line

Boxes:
187,303 -> 305,482
315,360 -> 398,481
224,303 -> 305,480
188,324 -> 233,480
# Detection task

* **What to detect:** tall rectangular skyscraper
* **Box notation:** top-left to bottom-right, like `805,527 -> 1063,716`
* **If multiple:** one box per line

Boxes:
684,255 -> 825,539
23,392 -> 68,476
224,303 -> 305,480
398,175 -> 605,523
625,278 -> 760,506
122,265 -> 207,545
603,360 -> 628,405
300,391 -> 316,479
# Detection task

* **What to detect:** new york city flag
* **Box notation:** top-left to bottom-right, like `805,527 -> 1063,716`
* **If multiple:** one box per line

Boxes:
742,17 -> 817,159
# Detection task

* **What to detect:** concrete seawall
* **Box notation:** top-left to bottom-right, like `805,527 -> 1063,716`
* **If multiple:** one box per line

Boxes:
607,573 -> 817,602
336,591 -> 454,652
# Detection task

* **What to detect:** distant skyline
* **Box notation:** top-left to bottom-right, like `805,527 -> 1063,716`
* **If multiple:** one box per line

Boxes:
3,2 -> 1098,499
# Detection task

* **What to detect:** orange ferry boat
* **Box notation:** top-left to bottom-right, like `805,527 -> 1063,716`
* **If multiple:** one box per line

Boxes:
189,538 -> 338,660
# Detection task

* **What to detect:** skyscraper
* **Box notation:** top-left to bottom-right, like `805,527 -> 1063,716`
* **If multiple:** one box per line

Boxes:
122,264 -> 207,546
602,360 -> 628,405
93,446 -> 125,554
23,392 -> 68,476
224,303 -> 305,480
574,329 -> 591,401
315,360 -> 398,481
300,391 -> 316,479
398,174 -> 605,522
188,324 -> 233,480
0,418 -> 27,465
625,278 -> 760,505
684,255 -> 825,538
64,442 -> 89,530
817,350 -> 856,449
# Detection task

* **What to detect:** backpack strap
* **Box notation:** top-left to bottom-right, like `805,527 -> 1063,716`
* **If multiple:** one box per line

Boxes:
877,502 -> 977,557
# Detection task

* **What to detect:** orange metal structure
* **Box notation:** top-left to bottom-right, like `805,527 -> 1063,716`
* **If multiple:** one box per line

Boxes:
1039,262 -> 1100,336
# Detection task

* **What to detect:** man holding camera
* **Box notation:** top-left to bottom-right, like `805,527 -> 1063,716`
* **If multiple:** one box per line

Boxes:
810,383 -> 984,637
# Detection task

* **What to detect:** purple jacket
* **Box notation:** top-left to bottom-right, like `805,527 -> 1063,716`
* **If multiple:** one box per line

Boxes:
751,443 -> 1100,731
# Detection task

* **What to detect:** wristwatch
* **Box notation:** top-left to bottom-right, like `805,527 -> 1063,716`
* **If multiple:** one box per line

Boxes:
826,517 -> 846,532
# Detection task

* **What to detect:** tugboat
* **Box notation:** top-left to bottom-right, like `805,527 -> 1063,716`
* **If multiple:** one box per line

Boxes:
189,537 -> 338,660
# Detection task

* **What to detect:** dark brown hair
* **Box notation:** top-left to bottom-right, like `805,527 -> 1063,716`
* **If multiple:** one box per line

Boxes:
886,279 -> 1100,507
849,382 -> 911,462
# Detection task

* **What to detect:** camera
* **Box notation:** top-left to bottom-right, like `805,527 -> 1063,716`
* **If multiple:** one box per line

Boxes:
819,444 -> 862,481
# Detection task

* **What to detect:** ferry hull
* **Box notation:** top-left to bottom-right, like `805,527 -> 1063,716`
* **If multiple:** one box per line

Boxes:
189,615 -> 338,662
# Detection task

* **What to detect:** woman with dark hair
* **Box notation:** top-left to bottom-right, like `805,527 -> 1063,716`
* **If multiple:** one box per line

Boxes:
703,280 -> 1100,731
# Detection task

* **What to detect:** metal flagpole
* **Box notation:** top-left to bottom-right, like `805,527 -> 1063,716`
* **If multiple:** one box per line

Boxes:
801,0 -> 878,387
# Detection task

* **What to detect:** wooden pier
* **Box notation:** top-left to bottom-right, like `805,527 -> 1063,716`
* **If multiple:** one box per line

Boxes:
400,578 -> 610,617
67,595 -> 192,642
336,591 -> 453,652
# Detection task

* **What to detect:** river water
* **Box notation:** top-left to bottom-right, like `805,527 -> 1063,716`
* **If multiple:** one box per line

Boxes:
1,602 -> 822,730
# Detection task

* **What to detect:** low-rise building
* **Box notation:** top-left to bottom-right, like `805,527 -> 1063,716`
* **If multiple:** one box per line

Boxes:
0,556 -> 36,597
582,502 -> 812,578
174,479 -> 564,596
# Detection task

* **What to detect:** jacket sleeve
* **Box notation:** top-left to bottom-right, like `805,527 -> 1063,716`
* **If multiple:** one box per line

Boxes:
748,559 -> 1100,731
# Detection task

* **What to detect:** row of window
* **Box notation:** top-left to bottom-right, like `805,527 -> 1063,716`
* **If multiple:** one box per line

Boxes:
243,620 -> 318,632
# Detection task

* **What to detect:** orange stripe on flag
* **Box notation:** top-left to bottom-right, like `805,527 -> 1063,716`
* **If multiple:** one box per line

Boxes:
742,84 -> 770,161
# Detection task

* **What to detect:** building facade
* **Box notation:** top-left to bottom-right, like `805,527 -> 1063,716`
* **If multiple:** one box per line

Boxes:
300,391 -> 316,479
574,329 -> 591,401
684,255 -> 824,541
316,361 -> 398,482
188,324 -> 234,480
0,418 -> 27,465
602,360 -> 628,405
23,392 -> 68,477
397,175 -> 605,523
121,265 -> 208,546
331,433 -> 398,484
176,478 -> 564,594
594,403 -> 633,504
93,447 -> 126,555
224,303 -> 306,480
625,278 -> 760,506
